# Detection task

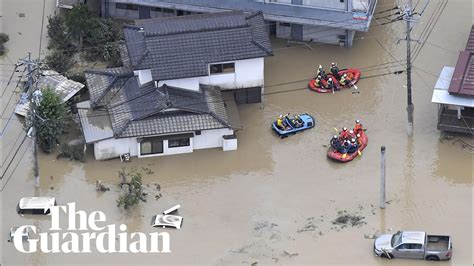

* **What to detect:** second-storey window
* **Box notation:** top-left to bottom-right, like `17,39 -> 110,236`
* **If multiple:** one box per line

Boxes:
210,63 -> 235,75
116,3 -> 139,10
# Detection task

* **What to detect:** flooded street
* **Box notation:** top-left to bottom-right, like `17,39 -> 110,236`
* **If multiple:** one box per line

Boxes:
1,0 -> 472,265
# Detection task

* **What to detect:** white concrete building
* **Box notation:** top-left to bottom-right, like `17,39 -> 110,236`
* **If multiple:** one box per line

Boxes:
77,11 -> 271,160
101,0 -> 378,47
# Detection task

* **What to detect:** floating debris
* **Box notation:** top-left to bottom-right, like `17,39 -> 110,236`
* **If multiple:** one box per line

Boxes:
297,217 -> 318,233
283,250 -> 298,258
332,211 -> 366,228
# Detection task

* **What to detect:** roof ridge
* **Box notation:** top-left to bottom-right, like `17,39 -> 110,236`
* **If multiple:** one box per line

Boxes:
137,10 -> 244,24
245,11 -> 263,20
91,76 -> 123,108
133,49 -> 149,68
85,69 -> 131,77
123,24 -> 141,30
143,24 -> 248,38
251,40 -> 273,56
109,83 -> 158,108
208,111 -> 230,128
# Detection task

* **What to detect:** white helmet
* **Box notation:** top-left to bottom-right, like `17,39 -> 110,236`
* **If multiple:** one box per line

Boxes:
355,119 -> 360,124
328,78 -> 333,81
351,138 -> 356,143
333,135 -> 338,139
279,114 -> 283,119
343,127 -> 347,131
356,133 -> 361,138
349,130 -> 354,134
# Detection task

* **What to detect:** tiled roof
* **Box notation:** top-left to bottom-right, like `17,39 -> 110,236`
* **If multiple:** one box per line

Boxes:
77,101 -> 114,144
84,67 -> 133,107
110,83 -> 230,138
123,11 -> 272,80
82,69 -> 231,139
448,26 -> 474,97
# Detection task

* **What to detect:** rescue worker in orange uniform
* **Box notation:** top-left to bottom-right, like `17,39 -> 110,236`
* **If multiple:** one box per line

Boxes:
339,127 -> 350,141
354,119 -> 363,135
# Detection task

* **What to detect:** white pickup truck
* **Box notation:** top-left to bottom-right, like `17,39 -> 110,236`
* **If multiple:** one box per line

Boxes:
374,231 -> 452,261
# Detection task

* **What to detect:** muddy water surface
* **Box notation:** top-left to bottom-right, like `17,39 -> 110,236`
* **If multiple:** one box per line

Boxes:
1,0 -> 473,265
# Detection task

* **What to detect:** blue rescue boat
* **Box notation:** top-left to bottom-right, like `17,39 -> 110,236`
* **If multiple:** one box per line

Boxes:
272,113 -> 315,138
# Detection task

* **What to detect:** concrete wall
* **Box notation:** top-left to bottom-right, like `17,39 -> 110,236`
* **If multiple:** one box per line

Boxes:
158,77 -> 201,91
94,128 -> 235,160
302,24 -> 347,45
94,137 -> 138,160
352,0 -> 369,11
107,3 -> 139,20
276,23 -> 348,45
256,0 -> 347,10
201,58 -> 265,89
193,128 -> 234,150
158,58 -> 265,91
302,0 -> 346,10
276,22 -> 291,39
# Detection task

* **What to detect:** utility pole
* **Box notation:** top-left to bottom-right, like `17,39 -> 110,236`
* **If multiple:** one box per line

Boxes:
19,52 -> 40,188
380,146 -> 386,209
404,0 -> 415,136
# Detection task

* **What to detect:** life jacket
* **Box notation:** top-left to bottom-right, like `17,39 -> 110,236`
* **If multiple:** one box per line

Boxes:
277,119 -> 283,127
340,131 -> 350,139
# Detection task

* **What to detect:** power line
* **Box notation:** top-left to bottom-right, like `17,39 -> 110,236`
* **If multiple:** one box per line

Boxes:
411,0 -> 448,62
0,139 -> 31,191
1,67 -> 26,118
1,64 -> 19,97
0,134 -> 28,180
77,69 -> 405,119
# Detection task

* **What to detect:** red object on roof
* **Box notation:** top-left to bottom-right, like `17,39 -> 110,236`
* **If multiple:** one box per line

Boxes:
448,25 -> 474,97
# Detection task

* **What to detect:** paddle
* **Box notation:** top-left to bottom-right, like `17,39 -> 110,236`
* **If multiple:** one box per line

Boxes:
358,150 -> 362,156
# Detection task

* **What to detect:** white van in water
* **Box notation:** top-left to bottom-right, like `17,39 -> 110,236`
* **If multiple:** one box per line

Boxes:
17,197 -> 56,215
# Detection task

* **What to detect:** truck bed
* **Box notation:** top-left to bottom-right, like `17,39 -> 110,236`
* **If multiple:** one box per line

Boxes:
426,235 -> 450,251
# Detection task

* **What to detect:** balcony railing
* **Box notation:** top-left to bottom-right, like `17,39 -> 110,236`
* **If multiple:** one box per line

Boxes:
437,106 -> 474,135
56,0 -> 84,9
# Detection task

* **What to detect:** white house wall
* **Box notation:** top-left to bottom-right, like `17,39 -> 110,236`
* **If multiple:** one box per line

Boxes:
158,77 -> 201,91
200,57 -> 265,89
94,137 -> 138,160
95,128 -> 235,160
157,58 -> 265,91
193,128 -> 234,150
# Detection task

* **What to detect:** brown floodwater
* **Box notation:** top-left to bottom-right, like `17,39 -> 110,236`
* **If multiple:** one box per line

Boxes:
1,0 -> 472,265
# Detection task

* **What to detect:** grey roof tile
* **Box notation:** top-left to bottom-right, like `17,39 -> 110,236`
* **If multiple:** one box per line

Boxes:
101,78 -> 230,138
123,11 -> 272,80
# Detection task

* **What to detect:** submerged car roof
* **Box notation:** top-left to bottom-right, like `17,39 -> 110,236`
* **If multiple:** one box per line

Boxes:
401,231 -> 426,245
19,197 -> 56,209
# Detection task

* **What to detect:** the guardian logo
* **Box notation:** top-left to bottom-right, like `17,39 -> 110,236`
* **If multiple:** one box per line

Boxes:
13,203 -> 171,254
